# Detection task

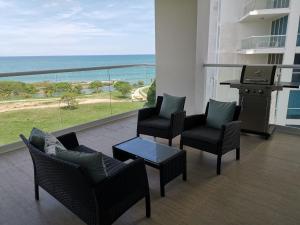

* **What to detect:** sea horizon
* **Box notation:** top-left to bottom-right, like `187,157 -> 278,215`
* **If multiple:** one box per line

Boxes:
0,53 -> 155,58
0,54 -> 156,84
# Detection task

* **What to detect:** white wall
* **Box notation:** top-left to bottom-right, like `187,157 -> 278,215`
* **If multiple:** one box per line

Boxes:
155,0 -> 210,114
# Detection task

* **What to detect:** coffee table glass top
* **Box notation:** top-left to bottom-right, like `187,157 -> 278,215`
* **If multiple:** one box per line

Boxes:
114,137 -> 182,164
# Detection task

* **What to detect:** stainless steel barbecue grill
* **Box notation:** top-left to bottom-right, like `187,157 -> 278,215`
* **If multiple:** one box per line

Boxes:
221,65 -> 299,139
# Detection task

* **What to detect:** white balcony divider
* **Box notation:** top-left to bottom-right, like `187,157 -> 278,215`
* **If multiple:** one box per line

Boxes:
243,0 -> 290,16
241,35 -> 286,50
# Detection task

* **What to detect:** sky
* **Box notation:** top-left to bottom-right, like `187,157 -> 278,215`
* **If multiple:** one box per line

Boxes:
0,0 -> 155,56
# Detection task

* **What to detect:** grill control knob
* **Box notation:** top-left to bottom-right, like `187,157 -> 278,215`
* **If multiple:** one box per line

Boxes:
258,89 -> 263,94
244,89 -> 249,93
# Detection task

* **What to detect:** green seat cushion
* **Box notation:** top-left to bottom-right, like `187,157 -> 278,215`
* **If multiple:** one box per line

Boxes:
159,93 -> 186,119
206,99 -> 236,129
55,148 -> 107,183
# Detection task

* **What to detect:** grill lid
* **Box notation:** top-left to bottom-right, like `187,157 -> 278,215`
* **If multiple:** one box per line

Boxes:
240,65 -> 277,85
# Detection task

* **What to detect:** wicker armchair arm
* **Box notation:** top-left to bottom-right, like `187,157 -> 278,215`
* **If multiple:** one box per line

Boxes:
170,111 -> 186,135
184,114 -> 206,130
57,132 -> 79,149
138,107 -> 157,122
94,158 -> 149,210
221,121 -> 241,152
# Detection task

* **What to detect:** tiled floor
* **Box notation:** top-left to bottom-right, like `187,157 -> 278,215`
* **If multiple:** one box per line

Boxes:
0,116 -> 300,225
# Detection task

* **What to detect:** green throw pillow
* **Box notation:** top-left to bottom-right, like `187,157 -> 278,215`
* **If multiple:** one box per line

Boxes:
206,99 -> 236,129
29,127 -> 67,154
55,148 -> 107,183
44,132 -> 66,155
159,93 -> 186,119
29,128 -> 46,151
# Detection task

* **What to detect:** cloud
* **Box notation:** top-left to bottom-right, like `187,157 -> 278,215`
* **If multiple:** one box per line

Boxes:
0,0 -> 155,56
57,6 -> 82,19
0,0 -> 13,8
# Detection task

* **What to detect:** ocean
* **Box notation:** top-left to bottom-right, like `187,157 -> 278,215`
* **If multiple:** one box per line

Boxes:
0,55 -> 156,84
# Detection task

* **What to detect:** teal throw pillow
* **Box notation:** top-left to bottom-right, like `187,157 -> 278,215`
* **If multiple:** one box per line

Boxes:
159,93 -> 186,119
55,148 -> 107,183
206,99 -> 236,129
29,127 -> 66,154
29,127 -> 46,151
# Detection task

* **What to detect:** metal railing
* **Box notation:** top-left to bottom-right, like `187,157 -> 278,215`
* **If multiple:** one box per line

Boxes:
241,35 -> 286,50
0,64 -> 155,148
243,0 -> 290,16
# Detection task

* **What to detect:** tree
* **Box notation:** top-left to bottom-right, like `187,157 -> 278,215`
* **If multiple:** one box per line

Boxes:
60,92 -> 79,109
145,80 -> 156,107
43,83 -> 55,97
24,84 -> 38,95
55,82 -> 72,93
0,81 -> 37,98
72,84 -> 83,94
137,80 -> 145,87
113,81 -> 132,97
89,81 -> 103,93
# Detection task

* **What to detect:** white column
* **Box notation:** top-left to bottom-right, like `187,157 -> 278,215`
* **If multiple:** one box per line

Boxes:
155,0 -> 198,114
276,0 -> 300,125
195,0 -> 211,113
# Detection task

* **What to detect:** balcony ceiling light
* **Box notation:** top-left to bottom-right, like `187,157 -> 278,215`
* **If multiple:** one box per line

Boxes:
246,49 -> 255,54
249,10 -> 258,15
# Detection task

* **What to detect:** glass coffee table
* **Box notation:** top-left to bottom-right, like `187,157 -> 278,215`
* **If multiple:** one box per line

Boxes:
113,137 -> 187,197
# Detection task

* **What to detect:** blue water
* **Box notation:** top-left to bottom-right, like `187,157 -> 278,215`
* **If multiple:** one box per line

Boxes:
0,55 -> 156,84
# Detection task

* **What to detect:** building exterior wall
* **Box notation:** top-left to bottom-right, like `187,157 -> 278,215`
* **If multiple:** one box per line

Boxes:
215,0 -> 300,126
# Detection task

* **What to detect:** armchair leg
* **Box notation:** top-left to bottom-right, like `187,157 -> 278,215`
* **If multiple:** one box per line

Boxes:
136,131 -> 140,137
180,139 -> 183,150
145,194 -> 151,218
168,138 -> 172,146
236,148 -> 240,160
35,183 -> 39,201
217,155 -> 222,175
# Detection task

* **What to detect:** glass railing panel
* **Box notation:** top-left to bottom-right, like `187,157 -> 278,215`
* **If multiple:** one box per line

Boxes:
280,67 -> 300,127
0,74 -> 61,145
205,67 -> 241,103
53,70 -> 113,129
109,66 -> 156,115
297,34 -> 300,47
0,65 -> 156,147
241,35 -> 286,50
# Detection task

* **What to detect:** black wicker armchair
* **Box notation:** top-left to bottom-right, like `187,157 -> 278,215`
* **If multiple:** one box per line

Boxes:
137,96 -> 186,146
20,132 -> 150,225
180,103 -> 241,175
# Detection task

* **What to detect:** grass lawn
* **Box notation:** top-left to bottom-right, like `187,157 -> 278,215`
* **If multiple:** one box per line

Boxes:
0,101 -> 144,146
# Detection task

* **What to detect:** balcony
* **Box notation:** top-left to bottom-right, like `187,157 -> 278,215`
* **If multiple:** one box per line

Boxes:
240,0 -> 290,22
1,63 -> 300,225
238,35 -> 286,54
1,114 -> 300,225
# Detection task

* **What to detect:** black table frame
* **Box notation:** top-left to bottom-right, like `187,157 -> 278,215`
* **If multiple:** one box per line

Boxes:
112,138 -> 187,197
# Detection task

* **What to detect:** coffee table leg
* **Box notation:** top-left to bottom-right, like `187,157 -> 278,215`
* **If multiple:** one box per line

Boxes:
159,169 -> 165,197
183,152 -> 187,181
